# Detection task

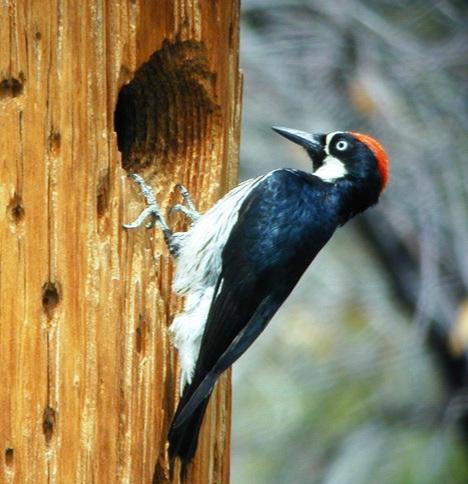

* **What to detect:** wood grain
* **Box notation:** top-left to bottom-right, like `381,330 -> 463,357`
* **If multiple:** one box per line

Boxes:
0,1 -> 241,482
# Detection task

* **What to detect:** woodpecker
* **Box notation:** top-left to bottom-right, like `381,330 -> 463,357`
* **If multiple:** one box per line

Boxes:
123,127 -> 389,466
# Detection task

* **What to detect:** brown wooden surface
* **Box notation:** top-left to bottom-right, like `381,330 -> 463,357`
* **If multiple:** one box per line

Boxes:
0,1 -> 241,482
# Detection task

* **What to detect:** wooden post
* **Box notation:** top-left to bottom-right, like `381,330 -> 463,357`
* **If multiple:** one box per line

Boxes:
0,1 -> 241,482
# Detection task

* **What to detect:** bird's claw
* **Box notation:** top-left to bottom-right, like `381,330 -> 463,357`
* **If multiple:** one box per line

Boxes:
122,174 -> 196,258
171,184 -> 200,222
123,173 -> 171,233
127,173 -> 158,206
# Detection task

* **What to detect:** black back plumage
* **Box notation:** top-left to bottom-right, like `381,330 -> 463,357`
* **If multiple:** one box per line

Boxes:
168,169 -> 342,463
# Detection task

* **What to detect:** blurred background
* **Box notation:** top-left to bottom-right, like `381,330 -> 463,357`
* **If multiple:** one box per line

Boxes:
231,1 -> 468,483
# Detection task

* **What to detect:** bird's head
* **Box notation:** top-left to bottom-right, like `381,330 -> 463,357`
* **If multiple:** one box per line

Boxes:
272,127 -> 389,196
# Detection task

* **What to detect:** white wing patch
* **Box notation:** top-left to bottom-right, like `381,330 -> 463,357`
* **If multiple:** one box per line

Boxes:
170,174 -> 267,389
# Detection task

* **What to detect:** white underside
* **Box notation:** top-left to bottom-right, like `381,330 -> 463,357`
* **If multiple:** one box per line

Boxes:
169,175 -> 266,390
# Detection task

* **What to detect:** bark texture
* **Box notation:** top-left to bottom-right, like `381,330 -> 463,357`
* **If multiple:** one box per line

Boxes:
0,1 -> 241,482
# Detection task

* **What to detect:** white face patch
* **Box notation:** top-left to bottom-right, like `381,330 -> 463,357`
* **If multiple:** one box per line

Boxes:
314,155 -> 348,181
315,132 -> 348,182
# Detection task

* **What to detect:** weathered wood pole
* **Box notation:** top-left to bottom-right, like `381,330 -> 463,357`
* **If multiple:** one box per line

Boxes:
0,1 -> 241,482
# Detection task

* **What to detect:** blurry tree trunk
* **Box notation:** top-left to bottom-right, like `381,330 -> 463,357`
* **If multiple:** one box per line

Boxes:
0,1 -> 241,483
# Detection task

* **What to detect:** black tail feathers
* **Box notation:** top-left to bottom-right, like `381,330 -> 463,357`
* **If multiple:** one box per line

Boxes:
168,395 -> 211,467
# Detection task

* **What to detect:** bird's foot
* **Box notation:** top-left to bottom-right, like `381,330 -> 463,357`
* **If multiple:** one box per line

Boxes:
123,173 -> 180,257
170,184 -> 200,223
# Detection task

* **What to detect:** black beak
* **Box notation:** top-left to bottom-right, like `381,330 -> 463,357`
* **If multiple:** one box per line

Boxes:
272,126 -> 326,170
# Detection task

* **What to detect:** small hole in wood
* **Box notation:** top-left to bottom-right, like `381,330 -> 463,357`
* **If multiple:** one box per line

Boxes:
0,75 -> 24,99
96,169 -> 111,217
8,192 -> 25,223
136,314 -> 149,354
5,448 -> 14,466
114,39 -> 220,174
42,282 -> 60,318
42,406 -> 56,443
48,131 -> 61,155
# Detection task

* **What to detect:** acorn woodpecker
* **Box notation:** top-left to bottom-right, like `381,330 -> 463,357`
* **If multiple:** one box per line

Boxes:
123,127 -> 389,466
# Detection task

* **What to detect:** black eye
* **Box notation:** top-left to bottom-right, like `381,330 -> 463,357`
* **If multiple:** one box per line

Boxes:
336,140 -> 349,151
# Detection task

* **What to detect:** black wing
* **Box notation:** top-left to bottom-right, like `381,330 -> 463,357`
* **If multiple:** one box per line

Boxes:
172,170 -> 335,428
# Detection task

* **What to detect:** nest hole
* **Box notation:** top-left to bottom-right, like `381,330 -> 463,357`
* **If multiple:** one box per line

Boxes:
114,40 -> 220,174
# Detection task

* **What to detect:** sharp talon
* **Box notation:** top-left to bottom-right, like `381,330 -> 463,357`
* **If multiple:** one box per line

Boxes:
175,183 -> 189,195
173,183 -> 199,218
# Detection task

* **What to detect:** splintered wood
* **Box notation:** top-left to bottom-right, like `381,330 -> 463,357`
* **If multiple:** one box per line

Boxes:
0,1 -> 241,482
